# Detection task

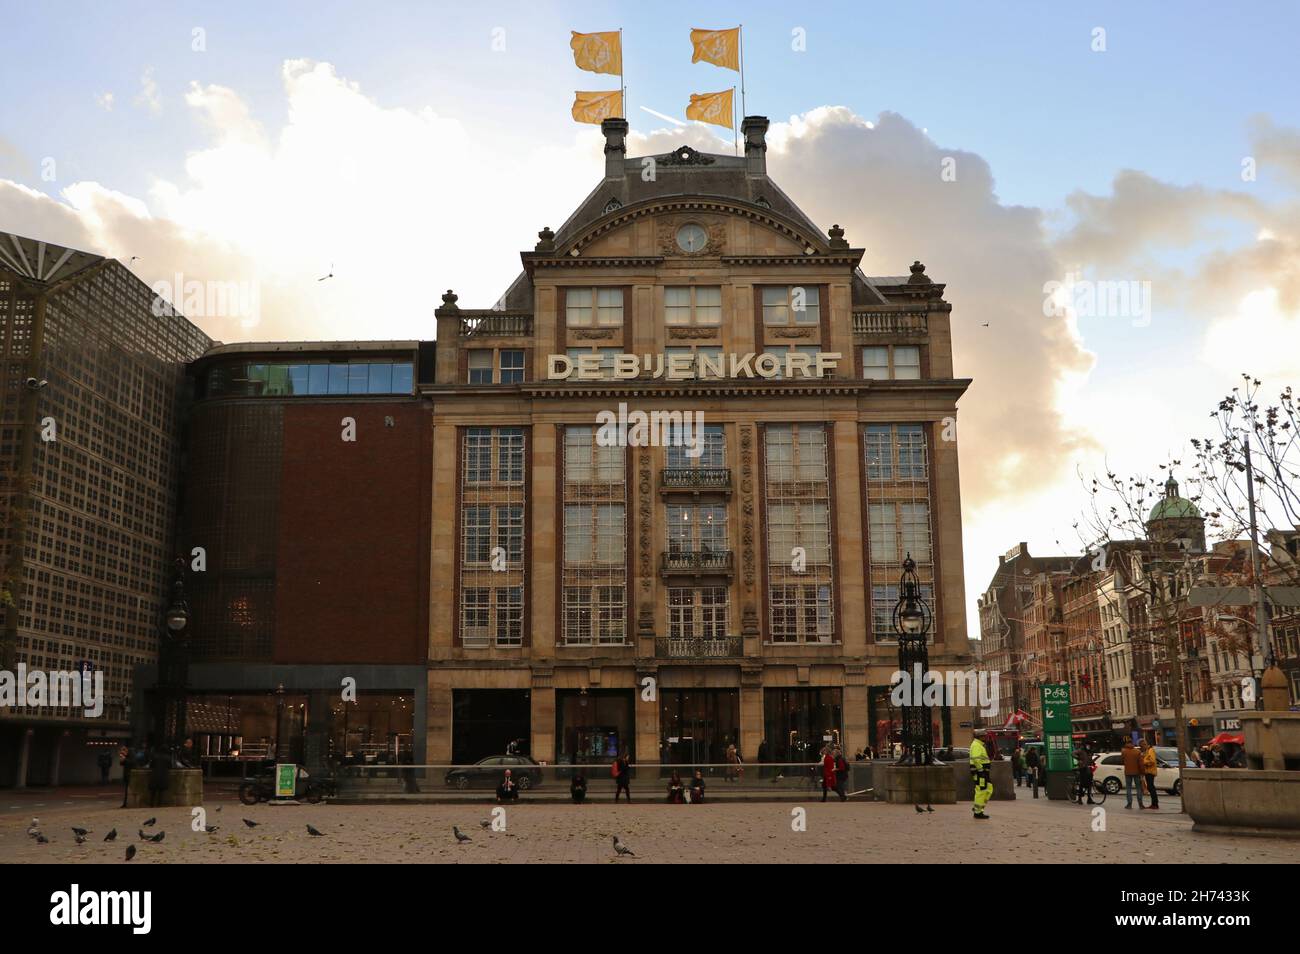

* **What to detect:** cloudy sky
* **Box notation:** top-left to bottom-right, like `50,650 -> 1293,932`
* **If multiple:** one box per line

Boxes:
2,2 -> 1298,640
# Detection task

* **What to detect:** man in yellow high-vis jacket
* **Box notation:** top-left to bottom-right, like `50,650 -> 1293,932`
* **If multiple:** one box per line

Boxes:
970,728 -> 993,820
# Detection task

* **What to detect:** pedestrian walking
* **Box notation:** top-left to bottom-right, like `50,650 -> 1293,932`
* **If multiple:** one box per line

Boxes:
1011,745 -> 1024,787
1120,739 -> 1145,809
97,749 -> 112,785
613,751 -> 632,803
820,747 -> 836,802
969,728 -> 993,819
117,745 -> 133,807
725,742 -> 742,782
1075,741 -> 1100,805
1024,745 -> 1041,798
1139,740 -> 1159,810
832,746 -> 849,800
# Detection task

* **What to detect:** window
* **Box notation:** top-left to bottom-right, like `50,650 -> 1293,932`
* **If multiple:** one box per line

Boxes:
762,286 -> 820,325
760,345 -> 822,379
565,426 -> 623,482
566,287 -> 623,327
666,504 -> 727,555
666,424 -> 725,469
668,587 -> 729,639
767,501 -> 829,564
500,350 -> 525,384
468,351 -> 493,384
770,584 -> 833,643
664,286 -> 722,326
564,504 -> 625,563
862,345 -> 922,380
459,427 -> 526,648
872,584 -> 935,641
765,424 -> 827,482
866,424 -> 928,481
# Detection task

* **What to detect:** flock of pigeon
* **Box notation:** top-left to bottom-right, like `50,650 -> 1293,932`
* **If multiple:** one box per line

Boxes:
453,820 -> 636,858
23,808 -> 327,862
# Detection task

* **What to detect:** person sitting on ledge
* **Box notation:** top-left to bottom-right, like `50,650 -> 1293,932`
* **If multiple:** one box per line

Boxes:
496,768 -> 520,803
667,770 -> 686,804
689,770 -> 706,804
570,770 -> 588,804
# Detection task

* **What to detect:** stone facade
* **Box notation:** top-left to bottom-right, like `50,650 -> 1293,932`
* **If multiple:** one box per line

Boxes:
422,118 -> 975,766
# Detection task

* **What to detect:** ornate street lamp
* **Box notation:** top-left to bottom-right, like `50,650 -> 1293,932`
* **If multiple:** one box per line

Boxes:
154,559 -> 191,756
894,554 -> 934,766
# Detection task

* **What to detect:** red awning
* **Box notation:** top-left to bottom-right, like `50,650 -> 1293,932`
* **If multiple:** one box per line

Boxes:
1209,732 -> 1244,745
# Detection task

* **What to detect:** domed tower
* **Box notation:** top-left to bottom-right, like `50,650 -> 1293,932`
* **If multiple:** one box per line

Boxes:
1146,475 -> 1205,552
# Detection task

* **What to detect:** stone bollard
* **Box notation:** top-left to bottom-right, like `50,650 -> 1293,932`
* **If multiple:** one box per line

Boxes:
126,768 -> 204,808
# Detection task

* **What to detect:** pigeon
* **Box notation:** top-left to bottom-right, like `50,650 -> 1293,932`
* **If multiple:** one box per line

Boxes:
75,833 -> 87,845
242,819 -> 259,828
914,805 -> 925,814
204,825 -> 219,833
306,824 -> 324,837
104,828 -> 118,842
479,819 -> 491,830
142,817 -> 157,827
72,827 -> 89,837
138,830 -> 149,841
926,806 -> 934,813
125,845 -> 136,862
26,818 -> 40,838
453,826 -> 471,843
612,836 -> 635,857
147,831 -> 165,843
215,805 -> 222,812
35,833 -> 49,844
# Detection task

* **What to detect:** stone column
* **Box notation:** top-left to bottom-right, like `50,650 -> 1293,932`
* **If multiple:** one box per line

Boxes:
425,670 -> 453,763
49,731 -> 64,787
304,689 -> 332,771
530,674 -> 556,764
635,665 -> 659,764
843,666 -> 868,758
740,668 -> 764,763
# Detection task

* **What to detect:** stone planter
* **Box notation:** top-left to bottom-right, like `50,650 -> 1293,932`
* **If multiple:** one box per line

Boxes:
876,764 -> 956,804
126,768 -> 204,808
951,760 -> 1016,801
1182,768 -> 1300,837
1240,711 -> 1300,771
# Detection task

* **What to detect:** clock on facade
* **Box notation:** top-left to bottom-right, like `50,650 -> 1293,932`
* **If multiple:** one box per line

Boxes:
675,223 -> 708,253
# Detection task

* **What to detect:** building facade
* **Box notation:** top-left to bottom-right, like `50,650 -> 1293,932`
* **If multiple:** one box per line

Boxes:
0,234 -> 210,786
423,118 -> 976,767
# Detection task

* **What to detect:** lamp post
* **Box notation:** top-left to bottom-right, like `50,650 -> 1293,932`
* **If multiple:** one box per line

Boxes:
155,559 -> 191,755
894,555 -> 934,766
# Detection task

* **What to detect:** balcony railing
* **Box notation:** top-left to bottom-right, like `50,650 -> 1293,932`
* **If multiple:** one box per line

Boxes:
459,314 -> 534,338
659,467 -> 732,495
656,635 -> 743,659
852,312 -> 928,336
660,549 -> 734,578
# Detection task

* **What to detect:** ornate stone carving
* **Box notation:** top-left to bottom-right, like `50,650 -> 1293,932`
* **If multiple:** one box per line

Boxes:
570,328 -> 616,340
740,426 -> 756,589
667,326 -> 719,340
638,450 -> 652,593
659,145 -> 715,166
656,218 -> 726,257
772,327 -> 815,339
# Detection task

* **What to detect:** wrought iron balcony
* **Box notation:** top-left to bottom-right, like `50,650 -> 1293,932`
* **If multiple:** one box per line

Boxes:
659,549 -> 734,579
852,312 -> 928,336
658,467 -> 732,496
655,635 -> 743,659
459,314 -> 533,338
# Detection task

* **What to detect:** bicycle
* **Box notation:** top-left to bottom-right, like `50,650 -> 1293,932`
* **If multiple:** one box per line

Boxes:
1072,771 -> 1107,806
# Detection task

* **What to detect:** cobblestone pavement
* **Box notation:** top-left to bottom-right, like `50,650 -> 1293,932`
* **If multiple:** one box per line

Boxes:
2,797 -> 1295,863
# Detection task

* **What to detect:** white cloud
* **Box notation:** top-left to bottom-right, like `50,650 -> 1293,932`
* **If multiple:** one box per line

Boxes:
135,68 -> 161,114
95,91 -> 114,112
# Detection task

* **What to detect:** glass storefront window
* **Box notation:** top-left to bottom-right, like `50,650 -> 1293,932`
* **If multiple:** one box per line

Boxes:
658,688 -> 739,764
762,687 -> 843,765
556,689 -> 634,764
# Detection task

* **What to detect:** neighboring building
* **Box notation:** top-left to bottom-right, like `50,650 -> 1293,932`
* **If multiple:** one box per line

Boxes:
423,117 -> 977,766
1265,527 -> 1300,705
976,542 -> 1076,726
160,341 -> 432,769
1023,569 -> 1069,729
0,233 -> 210,786
1061,562 -> 1107,734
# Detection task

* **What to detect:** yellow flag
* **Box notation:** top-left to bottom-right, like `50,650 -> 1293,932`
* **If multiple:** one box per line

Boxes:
690,27 -> 740,71
686,89 -> 734,129
570,31 -> 622,75
571,90 -> 623,125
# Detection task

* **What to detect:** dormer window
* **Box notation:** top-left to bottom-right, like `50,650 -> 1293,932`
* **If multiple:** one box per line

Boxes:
603,198 -> 622,214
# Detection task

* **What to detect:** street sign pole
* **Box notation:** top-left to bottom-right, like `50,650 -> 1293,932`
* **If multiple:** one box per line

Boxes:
1041,683 -> 1073,800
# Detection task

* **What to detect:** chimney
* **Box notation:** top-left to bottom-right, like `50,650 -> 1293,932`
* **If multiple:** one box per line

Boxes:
602,117 -> 629,179
742,115 -> 769,174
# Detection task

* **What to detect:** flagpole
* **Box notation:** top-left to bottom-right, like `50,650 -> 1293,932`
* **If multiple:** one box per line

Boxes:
619,27 -> 626,119
732,86 -> 738,155
738,23 -> 746,120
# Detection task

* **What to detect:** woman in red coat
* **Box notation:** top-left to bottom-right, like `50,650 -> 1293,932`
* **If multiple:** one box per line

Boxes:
821,748 -> 836,802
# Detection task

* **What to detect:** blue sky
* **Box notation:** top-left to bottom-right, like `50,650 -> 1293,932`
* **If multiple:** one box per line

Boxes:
3,1 -> 1297,211
2,2 -> 1297,635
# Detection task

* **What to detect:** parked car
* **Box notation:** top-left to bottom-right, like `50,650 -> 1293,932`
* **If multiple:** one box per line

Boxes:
444,755 -> 542,791
932,746 -> 970,763
1091,751 -> 1184,796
